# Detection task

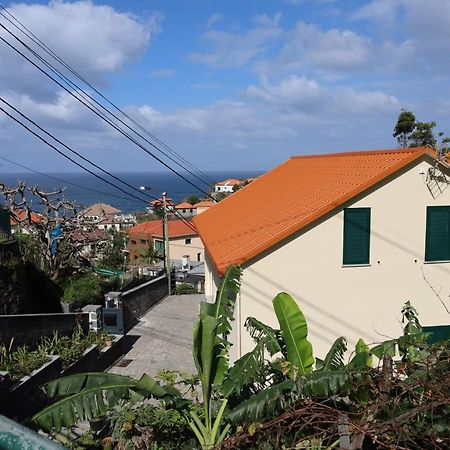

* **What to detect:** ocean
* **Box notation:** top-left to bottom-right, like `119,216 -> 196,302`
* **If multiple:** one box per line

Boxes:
0,170 -> 262,213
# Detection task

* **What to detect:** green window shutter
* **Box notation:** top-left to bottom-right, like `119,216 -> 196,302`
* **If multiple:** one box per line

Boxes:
343,208 -> 371,265
425,206 -> 450,262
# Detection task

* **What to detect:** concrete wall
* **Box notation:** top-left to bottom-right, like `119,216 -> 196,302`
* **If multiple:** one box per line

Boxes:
0,313 -> 89,346
206,157 -> 450,361
122,275 -> 169,331
169,235 -> 204,262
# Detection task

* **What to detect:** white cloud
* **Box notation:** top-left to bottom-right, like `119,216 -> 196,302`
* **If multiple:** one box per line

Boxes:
245,75 -> 400,114
1,90 -> 106,132
0,1 -> 161,95
188,13 -> 283,68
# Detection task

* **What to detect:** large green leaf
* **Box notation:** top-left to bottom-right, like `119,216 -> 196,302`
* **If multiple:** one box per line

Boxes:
33,373 -> 174,432
272,293 -> 314,377
222,341 -> 265,397
245,317 -> 285,357
227,370 -> 357,423
193,313 -> 219,422
227,379 -> 295,423
43,372 -> 135,398
213,265 -> 242,335
295,370 -> 354,397
319,337 -> 347,371
348,338 -> 372,369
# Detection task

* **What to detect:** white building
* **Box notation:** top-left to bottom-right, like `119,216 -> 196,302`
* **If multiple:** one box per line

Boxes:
214,179 -> 243,193
195,148 -> 450,361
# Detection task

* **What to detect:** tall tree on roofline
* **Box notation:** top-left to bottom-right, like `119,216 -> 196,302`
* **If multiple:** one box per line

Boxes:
393,109 -> 416,148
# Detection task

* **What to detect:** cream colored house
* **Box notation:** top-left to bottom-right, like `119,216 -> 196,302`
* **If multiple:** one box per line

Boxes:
128,219 -> 204,263
194,148 -> 450,361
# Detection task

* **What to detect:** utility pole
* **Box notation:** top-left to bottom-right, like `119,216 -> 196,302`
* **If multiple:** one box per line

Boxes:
162,192 -> 171,294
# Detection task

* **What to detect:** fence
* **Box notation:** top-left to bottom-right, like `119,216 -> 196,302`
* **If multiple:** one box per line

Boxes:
121,275 -> 169,331
0,312 -> 89,346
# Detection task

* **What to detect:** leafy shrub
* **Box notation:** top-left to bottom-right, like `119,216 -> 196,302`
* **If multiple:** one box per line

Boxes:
174,283 -> 196,295
108,401 -> 196,450
62,273 -> 103,307
0,340 -> 49,382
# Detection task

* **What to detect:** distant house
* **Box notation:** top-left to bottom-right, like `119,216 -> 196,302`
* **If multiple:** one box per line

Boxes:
80,203 -> 135,231
173,202 -> 196,218
146,198 -> 174,214
71,229 -> 107,258
195,148 -> 450,360
9,208 -> 44,234
81,203 -> 121,221
193,201 -> 216,215
214,178 -> 243,193
127,219 -> 204,263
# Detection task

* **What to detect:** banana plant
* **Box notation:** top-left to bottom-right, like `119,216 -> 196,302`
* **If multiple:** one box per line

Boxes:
188,265 -> 242,449
32,372 -> 179,432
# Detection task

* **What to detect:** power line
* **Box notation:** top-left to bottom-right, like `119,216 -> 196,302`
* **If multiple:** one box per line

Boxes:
0,20 -> 215,194
0,101 -> 149,205
0,154 -> 138,203
0,28 -> 215,201
0,100 -> 198,233
0,96 -> 151,203
0,3 -> 214,186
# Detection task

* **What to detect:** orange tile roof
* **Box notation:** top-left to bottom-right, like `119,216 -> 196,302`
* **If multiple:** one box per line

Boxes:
194,147 -> 435,275
175,202 -> 193,209
215,178 -> 242,186
10,208 -> 44,225
128,219 -> 197,238
194,201 -> 216,208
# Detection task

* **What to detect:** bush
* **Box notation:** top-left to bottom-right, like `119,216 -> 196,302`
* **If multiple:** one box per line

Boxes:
62,273 -> 103,307
174,283 -> 196,295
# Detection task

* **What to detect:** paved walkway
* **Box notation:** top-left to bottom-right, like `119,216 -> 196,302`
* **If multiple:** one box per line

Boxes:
109,294 -> 204,379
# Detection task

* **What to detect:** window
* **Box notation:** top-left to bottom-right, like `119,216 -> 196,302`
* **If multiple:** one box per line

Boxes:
197,252 -> 201,262
131,240 -> 136,245
185,238 -> 192,244
425,206 -> 450,262
154,240 -> 164,253
343,208 -> 371,265
140,239 -> 146,245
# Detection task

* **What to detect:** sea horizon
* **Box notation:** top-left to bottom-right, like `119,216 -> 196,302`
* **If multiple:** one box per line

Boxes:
0,170 -> 263,214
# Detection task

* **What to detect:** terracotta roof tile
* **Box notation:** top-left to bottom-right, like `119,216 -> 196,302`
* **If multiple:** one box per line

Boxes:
175,202 -> 193,209
194,147 -> 435,275
128,219 -> 197,238
215,178 -> 242,186
194,201 -> 216,208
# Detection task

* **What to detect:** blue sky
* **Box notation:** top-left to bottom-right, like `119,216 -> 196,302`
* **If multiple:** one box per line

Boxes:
0,0 -> 449,173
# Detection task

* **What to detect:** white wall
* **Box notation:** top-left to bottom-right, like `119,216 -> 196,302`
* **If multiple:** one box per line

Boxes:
206,158 -> 450,362
169,235 -> 204,262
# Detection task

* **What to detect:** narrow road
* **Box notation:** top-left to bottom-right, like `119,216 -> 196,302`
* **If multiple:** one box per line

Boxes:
109,294 -> 203,379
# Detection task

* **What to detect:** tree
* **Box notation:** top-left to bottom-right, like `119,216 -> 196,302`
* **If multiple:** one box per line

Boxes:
98,230 -> 126,271
393,110 -> 416,147
0,182 -> 103,280
185,195 -> 200,205
411,121 -> 437,147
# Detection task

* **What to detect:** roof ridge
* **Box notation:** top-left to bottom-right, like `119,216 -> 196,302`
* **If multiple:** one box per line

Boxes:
290,147 -> 433,160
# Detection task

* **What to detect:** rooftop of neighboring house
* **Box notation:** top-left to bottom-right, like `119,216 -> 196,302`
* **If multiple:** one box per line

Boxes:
71,229 -> 107,242
194,147 -> 436,275
148,198 -> 173,207
81,203 -> 121,217
10,208 -> 44,225
193,200 -> 216,208
214,178 -> 242,186
128,219 -> 197,238
175,202 -> 194,209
